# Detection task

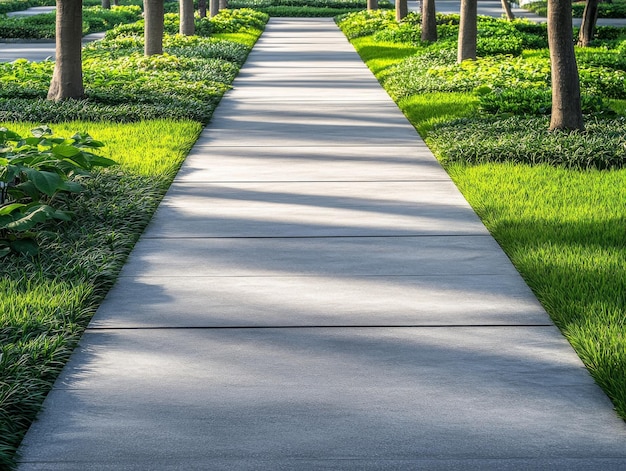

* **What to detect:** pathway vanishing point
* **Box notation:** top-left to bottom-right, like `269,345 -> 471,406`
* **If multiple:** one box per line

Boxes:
16,17 -> 626,470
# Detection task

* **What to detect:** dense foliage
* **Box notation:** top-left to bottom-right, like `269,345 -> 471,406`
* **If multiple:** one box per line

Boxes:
229,0 -> 393,16
337,11 -> 626,169
524,0 -> 626,18
0,4 -> 142,38
0,9 -> 267,123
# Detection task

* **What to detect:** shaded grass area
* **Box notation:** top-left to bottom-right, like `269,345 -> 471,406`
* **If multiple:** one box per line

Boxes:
340,12 -> 626,420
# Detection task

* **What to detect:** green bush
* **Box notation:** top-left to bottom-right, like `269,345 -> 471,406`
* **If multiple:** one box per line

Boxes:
336,9 -> 396,39
0,126 -> 116,257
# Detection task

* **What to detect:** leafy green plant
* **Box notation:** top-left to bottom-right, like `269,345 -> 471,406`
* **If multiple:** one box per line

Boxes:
0,126 -> 116,257
0,5 -> 142,39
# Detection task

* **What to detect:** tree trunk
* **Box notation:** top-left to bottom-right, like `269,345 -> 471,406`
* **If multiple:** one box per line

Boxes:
396,0 -> 408,20
548,0 -> 584,130
113,0 -> 118,5
457,0 -> 477,62
179,0 -> 195,35
198,0 -> 207,18
421,0 -> 437,42
101,0 -> 110,9
210,0 -> 219,17
367,0 -> 378,10
501,0 -> 515,20
577,0 -> 600,47
219,0 -> 228,10
144,0 -> 164,56
47,0 -> 84,101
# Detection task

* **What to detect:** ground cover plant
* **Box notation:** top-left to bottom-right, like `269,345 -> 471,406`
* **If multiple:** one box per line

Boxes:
0,4 -> 143,39
337,10 -> 626,419
229,0 -> 393,16
0,9 -> 267,468
524,0 -> 626,18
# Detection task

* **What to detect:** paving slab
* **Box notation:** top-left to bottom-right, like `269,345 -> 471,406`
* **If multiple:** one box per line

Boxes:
89,274 -> 550,328
17,328 -> 626,470
142,181 -> 489,237
121,236 -> 522,278
175,146 -> 448,182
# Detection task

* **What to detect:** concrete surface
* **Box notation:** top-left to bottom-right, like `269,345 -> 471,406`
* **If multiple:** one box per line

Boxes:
16,17 -> 626,471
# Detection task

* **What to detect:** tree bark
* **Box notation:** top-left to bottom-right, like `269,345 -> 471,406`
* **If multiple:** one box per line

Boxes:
101,0 -> 110,9
396,0 -> 408,20
144,0 -> 164,56
457,0 -> 477,62
548,0 -> 584,130
501,0 -> 515,20
219,0 -> 228,10
421,0 -> 437,42
47,0 -> 84,101
198,0 -> 207,18
210,0 -> 219,17
577,0 -> 600,47
367,0 -> 378,10
179,0 -> 195,35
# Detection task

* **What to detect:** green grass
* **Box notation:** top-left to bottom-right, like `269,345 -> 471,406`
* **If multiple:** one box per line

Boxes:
340,12 -> 626,420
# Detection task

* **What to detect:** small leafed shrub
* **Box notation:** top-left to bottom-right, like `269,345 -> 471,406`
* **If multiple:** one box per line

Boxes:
0,126 -> 115,257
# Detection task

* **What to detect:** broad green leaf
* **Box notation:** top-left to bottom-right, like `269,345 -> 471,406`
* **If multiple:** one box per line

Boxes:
0,203 -> 26,215
89,154 -> 118,168
5,205 -> 54,231
22,168 -> 64,197
60,181 -> 83,193
31,126 -> 52,138
0,246 -> 10,258
52,145 -> 81,158
10,238 -> 39,256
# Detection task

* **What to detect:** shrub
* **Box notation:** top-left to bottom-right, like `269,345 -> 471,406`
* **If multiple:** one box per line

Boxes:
0,126 -> 115,257
336,9 -> 396,39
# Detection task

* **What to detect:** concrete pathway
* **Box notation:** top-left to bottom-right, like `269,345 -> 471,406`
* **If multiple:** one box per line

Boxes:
16,17 -> 626,471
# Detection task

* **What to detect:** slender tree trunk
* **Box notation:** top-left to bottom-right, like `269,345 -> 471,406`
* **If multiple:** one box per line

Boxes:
577,0 -> 600,47
367,0 -> 378,10
113,0 -> 118,5
101,0 -> 110,9
219,0 -> 228,10
548,0 -> 584,130
144,0 -> 164,56
48,0 -> 84,101
198,0 -> 207,18
457,0 -> 477,62
421,0 -> 437,42
179,0 -> 195,35
396,0 -> 408,20
210,0 -> 219,17
501,0 -> 515,20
